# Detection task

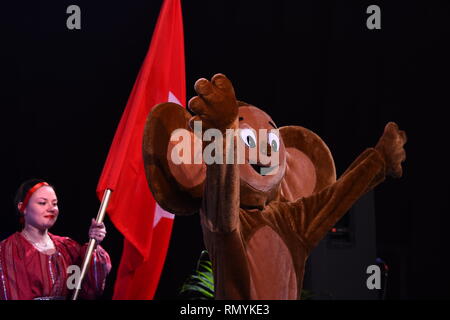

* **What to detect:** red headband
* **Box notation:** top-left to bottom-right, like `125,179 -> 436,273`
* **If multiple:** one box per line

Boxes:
19,182 -> 50,213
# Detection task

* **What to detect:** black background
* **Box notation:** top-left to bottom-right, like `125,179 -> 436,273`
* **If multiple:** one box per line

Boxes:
0,0 -> 449,300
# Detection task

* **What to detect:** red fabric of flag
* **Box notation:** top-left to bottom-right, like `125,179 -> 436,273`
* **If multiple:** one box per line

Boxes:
96,0 -> 185,300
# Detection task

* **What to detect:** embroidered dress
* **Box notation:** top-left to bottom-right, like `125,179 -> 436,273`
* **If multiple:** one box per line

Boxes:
0,232 -> 111,300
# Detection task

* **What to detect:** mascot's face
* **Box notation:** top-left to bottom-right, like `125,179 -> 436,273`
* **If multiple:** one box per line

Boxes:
142,101 -> 336,215
237,106 -> 286,197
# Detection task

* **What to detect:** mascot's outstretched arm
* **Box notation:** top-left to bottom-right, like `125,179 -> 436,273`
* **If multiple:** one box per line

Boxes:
288,121 -> 406,250
188,74 -> 241,233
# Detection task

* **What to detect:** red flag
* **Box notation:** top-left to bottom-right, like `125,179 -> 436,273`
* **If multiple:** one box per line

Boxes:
96,0 -> 185,300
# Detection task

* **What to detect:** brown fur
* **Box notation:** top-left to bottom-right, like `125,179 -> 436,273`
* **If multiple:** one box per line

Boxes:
142,74 -> 406,299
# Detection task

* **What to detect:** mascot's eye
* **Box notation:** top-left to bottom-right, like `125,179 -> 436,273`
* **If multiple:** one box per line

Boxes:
268,132 -> 279,152
240,129 -> 257,148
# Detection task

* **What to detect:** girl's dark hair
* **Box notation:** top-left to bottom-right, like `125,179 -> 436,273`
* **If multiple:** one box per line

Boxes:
14,178 -> 55,229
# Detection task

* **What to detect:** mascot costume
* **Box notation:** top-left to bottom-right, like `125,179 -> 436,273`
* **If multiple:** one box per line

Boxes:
142,74 -> 406,299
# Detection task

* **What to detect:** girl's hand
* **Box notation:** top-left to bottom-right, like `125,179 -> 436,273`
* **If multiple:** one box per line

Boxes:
88,218 -> 107,243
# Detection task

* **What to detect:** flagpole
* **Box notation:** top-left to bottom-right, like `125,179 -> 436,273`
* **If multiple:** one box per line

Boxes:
71,188 -> 112,300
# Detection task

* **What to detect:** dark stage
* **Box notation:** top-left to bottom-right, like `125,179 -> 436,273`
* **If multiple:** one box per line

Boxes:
1,0 -> 449,300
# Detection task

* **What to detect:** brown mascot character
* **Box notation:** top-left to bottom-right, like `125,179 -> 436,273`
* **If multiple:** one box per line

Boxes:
142,73 -> 406,299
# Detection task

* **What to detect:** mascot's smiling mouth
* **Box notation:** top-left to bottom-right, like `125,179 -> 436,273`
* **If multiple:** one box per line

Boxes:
250,163 -> 277,176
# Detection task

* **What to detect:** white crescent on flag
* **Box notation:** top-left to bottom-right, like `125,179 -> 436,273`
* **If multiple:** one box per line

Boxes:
168,91 -> 182,105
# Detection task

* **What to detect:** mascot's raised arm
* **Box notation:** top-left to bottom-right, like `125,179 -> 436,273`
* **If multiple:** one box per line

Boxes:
142,73 -> 406,299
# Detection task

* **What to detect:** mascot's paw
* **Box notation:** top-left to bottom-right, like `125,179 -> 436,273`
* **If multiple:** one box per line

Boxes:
375,122 -> 407,178
188,73 -> 238,131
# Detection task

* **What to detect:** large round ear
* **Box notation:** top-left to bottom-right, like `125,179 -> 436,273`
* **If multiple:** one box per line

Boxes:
279,126 -> 336,201
142,102 -> 206,215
